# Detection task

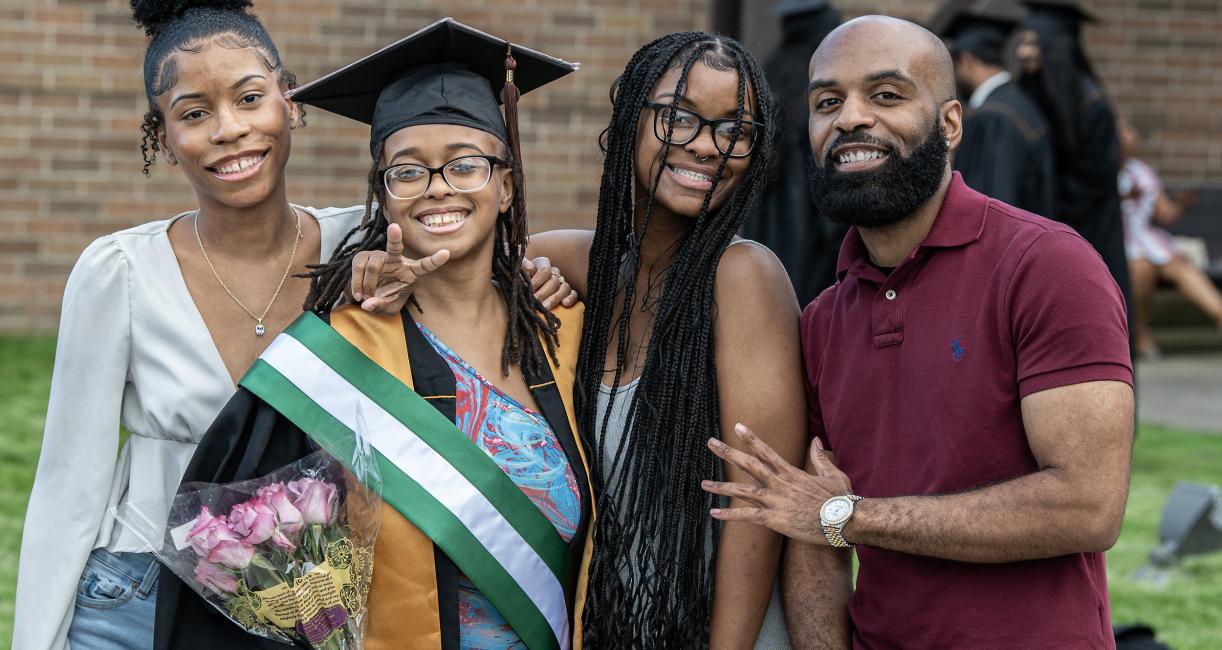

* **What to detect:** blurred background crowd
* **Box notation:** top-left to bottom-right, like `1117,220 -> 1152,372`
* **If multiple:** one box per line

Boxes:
1,0 -> 1219,647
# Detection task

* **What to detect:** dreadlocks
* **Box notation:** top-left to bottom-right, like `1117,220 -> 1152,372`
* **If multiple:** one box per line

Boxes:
303,138 -> 559,377
576,32 -> 778,648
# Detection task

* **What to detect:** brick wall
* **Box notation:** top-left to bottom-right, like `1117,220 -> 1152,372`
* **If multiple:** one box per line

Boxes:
5,0 -> 1220,332
740,0 -> 1222,185
0,0 -> 710,332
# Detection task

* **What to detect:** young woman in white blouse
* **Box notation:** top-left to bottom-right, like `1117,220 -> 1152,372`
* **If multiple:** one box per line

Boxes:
13,3 -> 571,649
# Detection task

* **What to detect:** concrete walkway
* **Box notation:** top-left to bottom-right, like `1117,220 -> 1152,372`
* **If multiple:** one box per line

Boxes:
1137,351 -> 1222,434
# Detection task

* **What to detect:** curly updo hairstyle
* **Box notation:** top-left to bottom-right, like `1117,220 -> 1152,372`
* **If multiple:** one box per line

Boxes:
130,0 -> 299,176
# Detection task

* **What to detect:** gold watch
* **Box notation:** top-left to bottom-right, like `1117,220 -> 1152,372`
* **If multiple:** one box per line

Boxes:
819,494 -> 863,548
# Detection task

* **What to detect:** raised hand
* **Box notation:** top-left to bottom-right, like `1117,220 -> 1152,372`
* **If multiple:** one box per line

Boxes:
702,423 -> 855,545
350,223 -> 450,312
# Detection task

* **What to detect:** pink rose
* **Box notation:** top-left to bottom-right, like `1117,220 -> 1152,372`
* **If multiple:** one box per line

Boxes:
229,500 -> 277,545
206,539 -> 255,569
256,483 -> 303,534
185,507 -> 243,557
288,479 -> 338,525
194,560 -> 238,595
269,529 -> 296,552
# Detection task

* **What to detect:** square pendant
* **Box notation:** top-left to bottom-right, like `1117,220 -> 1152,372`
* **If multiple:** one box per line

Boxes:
255,323 -> 266,336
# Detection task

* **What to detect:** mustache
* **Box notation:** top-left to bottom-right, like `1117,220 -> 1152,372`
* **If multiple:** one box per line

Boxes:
823,132 -> 897,164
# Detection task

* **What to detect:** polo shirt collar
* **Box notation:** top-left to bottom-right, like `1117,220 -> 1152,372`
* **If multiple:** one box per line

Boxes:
835,172 -> 988,280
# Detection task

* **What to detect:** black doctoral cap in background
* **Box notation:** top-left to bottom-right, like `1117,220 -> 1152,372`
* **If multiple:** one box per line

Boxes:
287,17 -> 579,156
929,0 -> 1027,39
1024,0 -> 1100,24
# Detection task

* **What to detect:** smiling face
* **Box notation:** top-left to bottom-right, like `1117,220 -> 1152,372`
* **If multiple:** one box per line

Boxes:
378,123 -> 512,262
634,59 -> 756,221
805,16 -> 962,228
154,38 -> 297,210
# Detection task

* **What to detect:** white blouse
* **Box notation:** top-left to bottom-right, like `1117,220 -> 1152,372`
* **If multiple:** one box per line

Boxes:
13,205 -> 364,650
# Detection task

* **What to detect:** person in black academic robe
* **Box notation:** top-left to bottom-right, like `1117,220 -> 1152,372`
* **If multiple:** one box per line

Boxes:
936,3 -> 1057,218
741,0 -> 844,305
1015,0 -> 1131,308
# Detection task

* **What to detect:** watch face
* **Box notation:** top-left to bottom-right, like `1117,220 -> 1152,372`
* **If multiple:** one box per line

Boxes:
821,496 -> 852,525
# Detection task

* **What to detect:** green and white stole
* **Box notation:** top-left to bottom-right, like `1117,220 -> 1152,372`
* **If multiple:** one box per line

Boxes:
240,312 -> 571,650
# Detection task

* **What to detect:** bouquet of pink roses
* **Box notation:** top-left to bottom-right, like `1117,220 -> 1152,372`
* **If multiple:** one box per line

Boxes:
118,443 -> 380,648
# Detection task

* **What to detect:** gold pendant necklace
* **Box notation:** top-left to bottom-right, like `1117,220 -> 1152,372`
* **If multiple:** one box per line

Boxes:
194,208 -> 303,336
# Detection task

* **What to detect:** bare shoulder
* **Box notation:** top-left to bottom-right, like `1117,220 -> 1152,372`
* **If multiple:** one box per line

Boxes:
528,229 -> 595,295
528,229 -> 595,260
714,239 -> 798,319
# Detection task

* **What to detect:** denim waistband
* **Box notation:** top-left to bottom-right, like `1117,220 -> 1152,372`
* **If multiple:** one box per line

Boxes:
88,548 -> 160,598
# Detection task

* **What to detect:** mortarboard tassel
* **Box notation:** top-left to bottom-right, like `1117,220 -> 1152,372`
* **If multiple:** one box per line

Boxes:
502,44 -> 528,250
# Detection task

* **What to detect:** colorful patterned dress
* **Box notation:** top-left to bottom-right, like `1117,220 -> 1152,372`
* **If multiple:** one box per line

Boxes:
418,325 -> 581,649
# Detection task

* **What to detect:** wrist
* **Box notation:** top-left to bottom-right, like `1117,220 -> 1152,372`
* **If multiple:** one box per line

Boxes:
841,497 -> 875,545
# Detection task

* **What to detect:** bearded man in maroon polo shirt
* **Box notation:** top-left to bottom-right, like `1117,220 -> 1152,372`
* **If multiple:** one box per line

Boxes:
702,15 -> 1133,649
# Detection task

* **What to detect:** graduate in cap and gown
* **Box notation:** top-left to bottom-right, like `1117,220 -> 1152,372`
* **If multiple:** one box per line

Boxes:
741,0 -> 845,304
1014,0 -> 1131,308
154,18 -> 594,650
930,0 -> 1057,218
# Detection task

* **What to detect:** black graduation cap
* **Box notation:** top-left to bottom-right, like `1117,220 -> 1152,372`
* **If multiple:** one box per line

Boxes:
769,0 -> 829,17
1024,0 -> 1099,24
929,0 -> 1027,38
287,18 -> 579,154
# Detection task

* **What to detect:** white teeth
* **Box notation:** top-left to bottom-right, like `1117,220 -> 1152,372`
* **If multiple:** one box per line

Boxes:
214,155 -> 263,174
838,149 -> 885,164
670,165 -> 712,182
420,211 -> 465,227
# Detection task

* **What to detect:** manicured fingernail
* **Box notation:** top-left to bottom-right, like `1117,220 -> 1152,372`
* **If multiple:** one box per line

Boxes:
710,509 -> 722,517
708,438 -> 725,449
701,480 -> 712,488
814,438 -> 824,450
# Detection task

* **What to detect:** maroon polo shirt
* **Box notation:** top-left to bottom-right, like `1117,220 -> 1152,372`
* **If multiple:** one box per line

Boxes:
801,174 -> 1131,649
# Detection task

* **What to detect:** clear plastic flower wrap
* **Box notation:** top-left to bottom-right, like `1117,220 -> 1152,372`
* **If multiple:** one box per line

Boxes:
116,409 -> 382,649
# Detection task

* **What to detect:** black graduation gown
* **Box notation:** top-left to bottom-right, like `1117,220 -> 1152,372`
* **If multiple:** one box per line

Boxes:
1051,75 -> 1131,303
741,124 -> 847,306
954,81 -> 1057,220
153,312 -> 592,650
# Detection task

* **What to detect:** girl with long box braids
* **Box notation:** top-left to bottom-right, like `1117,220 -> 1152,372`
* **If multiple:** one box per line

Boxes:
352,32 -> 809,648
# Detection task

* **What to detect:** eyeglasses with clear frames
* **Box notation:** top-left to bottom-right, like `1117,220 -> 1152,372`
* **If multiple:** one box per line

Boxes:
379,154 -> 506,201
644,100 -> 764,158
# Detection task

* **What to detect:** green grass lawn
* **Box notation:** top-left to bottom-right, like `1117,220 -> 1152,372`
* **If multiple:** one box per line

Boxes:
0,337 -> 1219,647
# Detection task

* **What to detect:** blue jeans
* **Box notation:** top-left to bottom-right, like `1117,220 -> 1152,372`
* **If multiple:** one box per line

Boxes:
67,548 -> 159,649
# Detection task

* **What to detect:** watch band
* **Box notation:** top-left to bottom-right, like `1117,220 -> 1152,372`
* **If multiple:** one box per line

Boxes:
821,494 -> 863,548
823,523 -> 850,548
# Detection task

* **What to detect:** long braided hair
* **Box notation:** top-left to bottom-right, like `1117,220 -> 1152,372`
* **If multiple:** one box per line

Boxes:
576,33 -> 778,648
303,137 -> 559,377
130,0 -> 301,177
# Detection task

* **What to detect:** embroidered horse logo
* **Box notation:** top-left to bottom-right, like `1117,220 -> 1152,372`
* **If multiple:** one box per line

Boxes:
951,338 -> 966,362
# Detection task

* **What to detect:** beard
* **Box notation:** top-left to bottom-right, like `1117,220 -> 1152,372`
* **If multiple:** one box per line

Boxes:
806,119 -> 949,229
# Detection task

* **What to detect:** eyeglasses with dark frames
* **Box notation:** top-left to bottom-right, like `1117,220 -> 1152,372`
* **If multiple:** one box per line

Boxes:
379,154 -> 507,201
644,100 -> 764,158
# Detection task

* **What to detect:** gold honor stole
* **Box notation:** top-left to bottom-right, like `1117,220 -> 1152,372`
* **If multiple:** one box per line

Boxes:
240,312 -> 572,650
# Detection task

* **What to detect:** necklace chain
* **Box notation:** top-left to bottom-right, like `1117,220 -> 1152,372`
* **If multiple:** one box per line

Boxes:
194,208 -> 302,336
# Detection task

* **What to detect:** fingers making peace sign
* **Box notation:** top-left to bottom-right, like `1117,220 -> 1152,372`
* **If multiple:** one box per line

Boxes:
702,423 -> 856,546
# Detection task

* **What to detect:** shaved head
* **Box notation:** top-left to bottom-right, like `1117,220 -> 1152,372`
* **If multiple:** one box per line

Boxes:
803,15 -> 963,231
811,15 -> 957,104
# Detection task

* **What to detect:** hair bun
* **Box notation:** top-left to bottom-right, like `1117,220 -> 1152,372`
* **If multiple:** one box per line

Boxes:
130,0 -> 254,36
